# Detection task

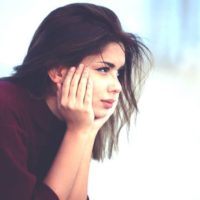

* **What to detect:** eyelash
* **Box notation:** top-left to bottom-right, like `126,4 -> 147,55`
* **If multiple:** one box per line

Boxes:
96,66 -> 110,73
96,66 -> 124,77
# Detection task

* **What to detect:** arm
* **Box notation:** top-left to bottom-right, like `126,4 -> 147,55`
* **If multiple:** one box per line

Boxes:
0,70 -> 92,200
67,132 -> 95,200
45,128 -> 94,200
44,64 -> 110,200
68,117 -> 110,200
43,129 -> 95,200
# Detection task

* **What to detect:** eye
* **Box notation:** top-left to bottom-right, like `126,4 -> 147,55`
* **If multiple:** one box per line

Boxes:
96,66 -> 110,73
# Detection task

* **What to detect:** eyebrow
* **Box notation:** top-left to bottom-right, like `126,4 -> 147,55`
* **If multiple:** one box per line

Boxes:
97,61 -> 125,69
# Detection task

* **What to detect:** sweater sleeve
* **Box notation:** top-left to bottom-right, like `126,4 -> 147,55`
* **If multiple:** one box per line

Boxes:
0,124 -> 59,200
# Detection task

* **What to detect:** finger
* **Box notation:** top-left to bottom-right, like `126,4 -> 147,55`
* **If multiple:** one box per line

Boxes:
61,67 -> 76,101
76,67 -> 89,102
84,76 -> 93,107
68,64 -> 84,100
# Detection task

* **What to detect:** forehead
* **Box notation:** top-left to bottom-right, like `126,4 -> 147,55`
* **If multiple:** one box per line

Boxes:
82,42 -> 125,67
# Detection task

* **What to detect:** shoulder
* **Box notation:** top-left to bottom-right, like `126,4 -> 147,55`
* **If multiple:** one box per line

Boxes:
0,79 -> 31,148
0,79 -> 26,99
0,79 -> 32,126
0,79 -> 29,109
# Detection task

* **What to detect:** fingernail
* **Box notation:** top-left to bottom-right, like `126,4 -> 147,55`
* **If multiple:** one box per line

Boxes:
70,67 -> 75,71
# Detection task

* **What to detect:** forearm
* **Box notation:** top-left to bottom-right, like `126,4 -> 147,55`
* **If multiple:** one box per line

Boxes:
45,63 -> 108,199
44,130 -> 95,200
68,133 -> 95,200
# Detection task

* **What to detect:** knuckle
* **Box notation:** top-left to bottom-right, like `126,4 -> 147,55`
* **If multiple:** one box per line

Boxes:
68,102 -> 75,109
81,108 -> 90,115
60,98 -> 66,106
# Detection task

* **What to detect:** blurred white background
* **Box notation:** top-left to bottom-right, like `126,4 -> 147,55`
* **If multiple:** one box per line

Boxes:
0,0 -> 200,199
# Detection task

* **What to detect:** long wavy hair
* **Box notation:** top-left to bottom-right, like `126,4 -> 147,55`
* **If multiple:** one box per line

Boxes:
11,3 -> 151,160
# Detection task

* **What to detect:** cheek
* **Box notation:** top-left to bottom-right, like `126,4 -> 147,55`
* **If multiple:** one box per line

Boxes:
92,82 -> 100,95
91,80 -> 106,109
91,77 -> 105,96
91,83 -> 101,106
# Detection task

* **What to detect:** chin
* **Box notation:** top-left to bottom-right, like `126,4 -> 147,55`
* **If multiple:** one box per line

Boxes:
94,112 -> 106,119
94,108 -> 115,119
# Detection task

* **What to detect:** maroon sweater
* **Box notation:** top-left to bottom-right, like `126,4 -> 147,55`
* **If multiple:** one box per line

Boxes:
0,79 -> 66,200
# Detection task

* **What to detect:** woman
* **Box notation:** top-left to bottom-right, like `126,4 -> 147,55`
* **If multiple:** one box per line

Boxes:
0,3 -> 150,200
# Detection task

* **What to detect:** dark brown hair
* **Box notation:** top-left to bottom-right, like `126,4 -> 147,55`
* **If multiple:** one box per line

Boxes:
12,3 -> 151,160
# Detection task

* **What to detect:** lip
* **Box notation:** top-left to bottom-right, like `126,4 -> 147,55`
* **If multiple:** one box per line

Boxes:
101,99 -> 116,109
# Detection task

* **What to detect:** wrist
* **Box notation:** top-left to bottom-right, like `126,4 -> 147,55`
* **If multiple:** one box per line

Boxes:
65,128 -> 97,141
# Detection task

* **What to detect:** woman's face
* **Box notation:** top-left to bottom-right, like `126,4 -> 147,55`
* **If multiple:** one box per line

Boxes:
81,42 -> 125,119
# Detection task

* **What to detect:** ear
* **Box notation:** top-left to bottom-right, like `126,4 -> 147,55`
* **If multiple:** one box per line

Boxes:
48,66 -> 68,84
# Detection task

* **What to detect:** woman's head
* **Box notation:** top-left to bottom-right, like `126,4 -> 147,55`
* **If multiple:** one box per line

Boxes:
12,3 -> 151,160
75,42 -> 124,119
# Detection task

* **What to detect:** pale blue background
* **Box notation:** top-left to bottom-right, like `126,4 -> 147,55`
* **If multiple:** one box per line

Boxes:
0,1 -> 200,199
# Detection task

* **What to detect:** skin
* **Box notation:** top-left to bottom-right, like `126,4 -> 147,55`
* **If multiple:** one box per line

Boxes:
81,42 -> 124,119
44,42 -> 125,200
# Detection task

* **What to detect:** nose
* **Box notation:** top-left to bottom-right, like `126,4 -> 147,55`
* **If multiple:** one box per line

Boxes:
108,76 -> 122,94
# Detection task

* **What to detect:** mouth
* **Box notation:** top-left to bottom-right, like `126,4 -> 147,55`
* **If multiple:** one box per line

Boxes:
101,99 -> 116,109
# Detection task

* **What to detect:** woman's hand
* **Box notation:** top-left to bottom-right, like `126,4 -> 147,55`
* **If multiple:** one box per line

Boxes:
56,63 -> 113,136
45,63 -> 114,199
56,64 -> 95,134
